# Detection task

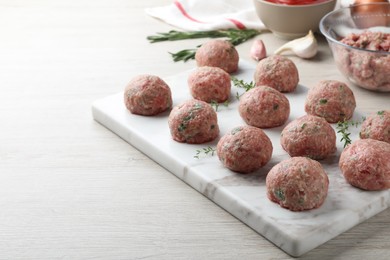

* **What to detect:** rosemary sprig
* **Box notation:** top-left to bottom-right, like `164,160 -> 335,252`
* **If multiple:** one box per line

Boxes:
169,48 -> 197,62
147,29 -> 261,62
147,29 -> 260,44
336,117 -> 366,148
194,146 -> 216,159
231,76 -> 256,99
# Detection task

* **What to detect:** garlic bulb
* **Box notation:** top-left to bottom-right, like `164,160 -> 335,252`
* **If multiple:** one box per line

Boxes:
274,30 -> 318,59
250,39 -> 267,61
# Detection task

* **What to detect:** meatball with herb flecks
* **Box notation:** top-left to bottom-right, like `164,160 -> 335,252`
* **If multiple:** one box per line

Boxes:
281,115 -> 336,160
217,125 -> 273,173
360,110 -> 390,144
195,39 -> 239,73
305,80 -> 356,123
254,55 -> 299,92
188,66 -> 231,103
266,157 -> 329,211
168,99 -> 219,144
124,75 -> 172,116
239,85 -> 290,128
339,139 -> 390,190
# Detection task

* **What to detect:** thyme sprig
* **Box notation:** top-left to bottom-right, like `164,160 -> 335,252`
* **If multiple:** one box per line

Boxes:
377,110 -> 385,116
231,76 -> 256,99
147,29 -> 261,62
336,117 -> 366,148
336,121 -> 352,148
194,146 -> 217,159
210,100 -> 229,112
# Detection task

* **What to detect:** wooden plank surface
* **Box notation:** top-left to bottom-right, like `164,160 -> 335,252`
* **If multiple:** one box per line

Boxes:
0,0 -> 389,259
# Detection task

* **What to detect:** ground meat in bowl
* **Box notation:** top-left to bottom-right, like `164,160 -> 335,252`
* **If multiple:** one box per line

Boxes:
188,66 -> 231,103
333,31 -> 390,92
266,157 -> 329,212
239,85 -> 290,128
341,31 -> 390,52
168,99 -> 219,144
360,110 -> 390,144
254,55 -> 299,93
217,125 -> 273,173
124,75 -> 172,116
304,80 -> 356,123
281,115 -> 336,159
195,39 -> 239,73
339,139 -> 390,190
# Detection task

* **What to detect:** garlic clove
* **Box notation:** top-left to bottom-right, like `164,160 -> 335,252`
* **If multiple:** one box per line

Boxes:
250,39 -> 267,61
274,30 -> 318,59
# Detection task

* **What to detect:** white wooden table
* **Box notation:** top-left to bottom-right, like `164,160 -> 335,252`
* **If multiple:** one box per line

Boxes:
0,0 -> 389,259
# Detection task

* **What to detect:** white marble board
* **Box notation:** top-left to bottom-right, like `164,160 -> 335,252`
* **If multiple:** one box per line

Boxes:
91,60 -> 390,257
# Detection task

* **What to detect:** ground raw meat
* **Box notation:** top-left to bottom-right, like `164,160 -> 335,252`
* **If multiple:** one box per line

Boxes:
339,139 -> 390,190
254,55 -> 299,93
124,75 -> 172,116
304,80 -> 356,123
266,157 -> 329,211
239,85 -> 290,128
360,110 -> 390,144
168,99 -> 219,144
187,66 -> 231,103
195,39 -> 239,73
341,31 -> 390,52
333,31 -> 390,91
217,125 -> 273,173
281,115 -> 336,159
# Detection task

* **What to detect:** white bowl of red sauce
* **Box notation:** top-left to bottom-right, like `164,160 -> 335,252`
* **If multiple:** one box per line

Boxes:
253,0 -> 337,39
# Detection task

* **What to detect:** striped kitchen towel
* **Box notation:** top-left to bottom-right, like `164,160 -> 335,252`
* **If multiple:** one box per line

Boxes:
145,0 -> 265,31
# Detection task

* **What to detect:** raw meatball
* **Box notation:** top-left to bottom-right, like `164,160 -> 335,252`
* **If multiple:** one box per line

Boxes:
124,74 -> 172,116
281,115 -> 336,159
195,39 -> 239,73
339,139 -> 390,190
305,80 -> 356,123
168,99 -> 219,144
266,157 -> 329,211
188,66 -> 231,103
217,125 -> 273,173
239,85 -> 290,128
360,110 -> 390,144
254,55 -> 299,93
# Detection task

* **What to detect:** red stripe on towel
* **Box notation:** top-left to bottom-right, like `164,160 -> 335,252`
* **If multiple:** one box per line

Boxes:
174,0 -> 205,23
226,18 -> 246,30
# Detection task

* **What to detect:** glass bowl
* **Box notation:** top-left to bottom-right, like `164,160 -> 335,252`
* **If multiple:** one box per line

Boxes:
320,2 -> 390,92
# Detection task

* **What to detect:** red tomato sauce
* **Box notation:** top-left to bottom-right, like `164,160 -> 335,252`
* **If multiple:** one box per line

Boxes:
265,0 -> 330,5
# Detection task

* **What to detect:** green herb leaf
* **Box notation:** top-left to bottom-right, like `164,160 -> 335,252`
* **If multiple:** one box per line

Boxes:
319,99 -> 328,104
377,110 -> 385,115
275,189 -> 285,201
210,100 -> 229,112
194,146 -> 217,159
336,117 -> 366,148
231,76 -> 256,99
169,49 -> 197,62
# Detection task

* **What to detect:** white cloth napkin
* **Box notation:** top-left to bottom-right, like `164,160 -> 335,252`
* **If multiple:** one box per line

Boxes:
145,0 -> 265,31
